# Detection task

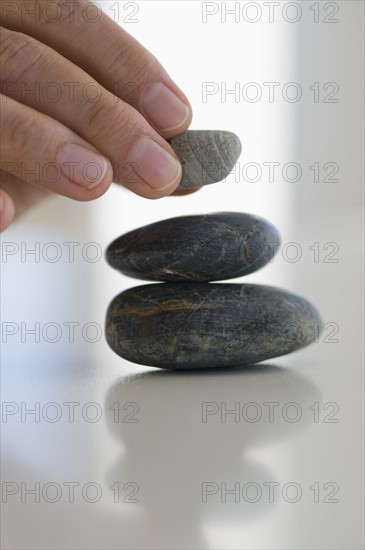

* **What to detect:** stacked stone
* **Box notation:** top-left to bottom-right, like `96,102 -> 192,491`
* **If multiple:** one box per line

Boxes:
105,131 -> 321,369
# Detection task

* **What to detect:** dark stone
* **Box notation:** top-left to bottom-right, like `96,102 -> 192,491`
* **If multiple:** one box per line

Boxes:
168,130 -> 242,189
106,283 -> 322,369
106,212 -> 280,282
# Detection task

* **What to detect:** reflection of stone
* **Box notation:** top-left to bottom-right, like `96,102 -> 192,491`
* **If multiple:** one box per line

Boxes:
106,212 -> 280,282
168,130 -> 242,189
106,284 -> 322,368
105,365 -> 320,548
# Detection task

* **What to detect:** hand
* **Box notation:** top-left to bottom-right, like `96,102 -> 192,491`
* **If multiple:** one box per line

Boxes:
0,0 -> 193,231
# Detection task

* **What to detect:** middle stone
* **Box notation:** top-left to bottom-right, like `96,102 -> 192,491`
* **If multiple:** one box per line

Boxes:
106,212 -> 281,282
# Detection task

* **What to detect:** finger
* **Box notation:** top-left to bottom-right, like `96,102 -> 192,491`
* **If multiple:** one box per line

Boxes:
171,187 -> 202,196
0,0 -> 192,138
0,94 -> 113,200
0,28 -> 182,198
1,170 -> 52,220
0,188 -> 15,231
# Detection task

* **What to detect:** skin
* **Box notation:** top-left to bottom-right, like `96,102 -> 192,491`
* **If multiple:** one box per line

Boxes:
0,0 -> 198,232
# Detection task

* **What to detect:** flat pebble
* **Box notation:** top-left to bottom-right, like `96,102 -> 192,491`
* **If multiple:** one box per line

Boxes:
168,130 -> 242,189
106,212 -> 280,282
106,283 -> 322,369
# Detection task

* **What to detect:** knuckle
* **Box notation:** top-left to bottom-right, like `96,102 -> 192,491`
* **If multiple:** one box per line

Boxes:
22,0 -> 84,27
132,50 -> 160,84
45,0 -> 85,28
86,98 -> 144,145
108,45 -> 160,97
86,101 -> 122,141
0,31 -> 48,86
1,107 -> 38,156
128,48 -> 160,86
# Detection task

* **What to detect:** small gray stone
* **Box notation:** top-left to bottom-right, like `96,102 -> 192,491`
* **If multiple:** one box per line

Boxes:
106,283 -> 322,369
106,212 -> 280,282
169,130 -> 242,189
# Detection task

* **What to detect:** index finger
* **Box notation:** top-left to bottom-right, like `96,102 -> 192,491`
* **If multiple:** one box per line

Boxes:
0,0 -> 193,138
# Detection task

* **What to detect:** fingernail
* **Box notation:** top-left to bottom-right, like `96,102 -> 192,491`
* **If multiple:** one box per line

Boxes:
129,137 -> 182,191
58,144 -> 109,189
141,83 -> 190,132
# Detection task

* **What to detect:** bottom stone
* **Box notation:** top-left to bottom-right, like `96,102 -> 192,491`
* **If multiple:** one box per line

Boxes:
106,283 -> 322,369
